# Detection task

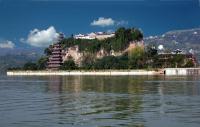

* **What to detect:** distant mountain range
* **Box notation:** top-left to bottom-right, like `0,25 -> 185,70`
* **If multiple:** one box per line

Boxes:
0,47 -> 43,56
144,28 -> 200,61
0,48 -> 42,74
145,28 -> 200,44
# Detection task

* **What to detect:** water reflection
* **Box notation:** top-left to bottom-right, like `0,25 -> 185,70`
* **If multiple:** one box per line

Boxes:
0,76 -> 200,127
46,76 -> 149,93
44,76 -> 147,126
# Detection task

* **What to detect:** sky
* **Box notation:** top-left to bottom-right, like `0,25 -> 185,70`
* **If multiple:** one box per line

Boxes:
0,0 -> 200,49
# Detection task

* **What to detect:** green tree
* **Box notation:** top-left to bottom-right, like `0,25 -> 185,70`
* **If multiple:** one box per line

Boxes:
171,54 -> 185,68
146,44 -> 157,57
44,47 -> 52,56
131,28 -> 143,41
81,53 -> 95,70
116,55 -> 129,69
23,62 -> 38,70
184,59 -> 195,68
128,46 -> 146,69
94,56 -> 119,69
145,44 -> 158,68
37,56 -> 48,70
111,27 -> 143,52
112,27 -> 127,51
93,55 -> 129,69
60,60 -> 77,70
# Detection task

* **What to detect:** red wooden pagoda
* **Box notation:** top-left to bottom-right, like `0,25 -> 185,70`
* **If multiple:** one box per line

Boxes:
47,33 -> 65,70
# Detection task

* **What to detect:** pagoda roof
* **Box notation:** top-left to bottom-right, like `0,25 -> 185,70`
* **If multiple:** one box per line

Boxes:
48,61 -> 63,64
49,57 -> 62,60
52,51 -> 62,54
50,55 -> 62,57
48,64 -> 62,67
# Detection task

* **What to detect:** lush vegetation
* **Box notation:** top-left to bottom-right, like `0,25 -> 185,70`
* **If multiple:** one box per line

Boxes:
60,59 -> 78,70
80,46 -> 146,70
59,45 -> 196,70
58,27 -> 143,53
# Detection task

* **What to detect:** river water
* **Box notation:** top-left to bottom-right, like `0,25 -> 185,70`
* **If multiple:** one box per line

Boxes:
0,75 -> 200,127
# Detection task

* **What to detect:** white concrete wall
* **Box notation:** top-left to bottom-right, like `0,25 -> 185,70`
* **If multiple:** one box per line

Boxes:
8,69 -> 200,76
165,68 -> 200,76
7,70 -> 158,76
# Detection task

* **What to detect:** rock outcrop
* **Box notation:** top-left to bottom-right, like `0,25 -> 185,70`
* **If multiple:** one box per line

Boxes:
62,40 -> 144,66
63,45 -> 83,66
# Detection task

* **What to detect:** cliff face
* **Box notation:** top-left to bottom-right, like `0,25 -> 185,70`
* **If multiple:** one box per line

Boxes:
63,46 -> 110,66
96,49 -> 109,59
63,45 -> 83,66
62,41 -> 144,66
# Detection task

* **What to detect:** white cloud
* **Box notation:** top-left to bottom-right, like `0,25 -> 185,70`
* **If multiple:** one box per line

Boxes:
116,20 -> 128,26
21,26 -> 59,47
91,17 -> 115,27
0,40 -> 15,49
91,17 -> 128,27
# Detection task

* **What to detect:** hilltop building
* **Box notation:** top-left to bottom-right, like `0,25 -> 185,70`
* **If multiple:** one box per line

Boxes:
74,32 -> 115,40
47,33 -> 65,70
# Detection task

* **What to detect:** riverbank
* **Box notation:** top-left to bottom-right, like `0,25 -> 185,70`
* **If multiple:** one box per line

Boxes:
7,70 -> 163,76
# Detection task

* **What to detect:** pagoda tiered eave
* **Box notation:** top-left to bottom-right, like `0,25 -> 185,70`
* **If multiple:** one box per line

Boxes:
47,33 -> 64,70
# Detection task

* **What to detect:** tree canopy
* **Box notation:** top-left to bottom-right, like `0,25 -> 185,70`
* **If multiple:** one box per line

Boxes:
60,59 -> 78,70
59,27 -> 143,53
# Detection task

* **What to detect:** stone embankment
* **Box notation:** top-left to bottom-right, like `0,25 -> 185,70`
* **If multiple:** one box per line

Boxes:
7,70 -> 162,76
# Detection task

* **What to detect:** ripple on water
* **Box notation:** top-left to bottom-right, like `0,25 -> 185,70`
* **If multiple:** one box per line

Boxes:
0,76 -> 200,127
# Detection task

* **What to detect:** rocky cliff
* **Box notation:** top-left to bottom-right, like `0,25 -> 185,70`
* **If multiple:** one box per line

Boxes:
62,41 -> 144,66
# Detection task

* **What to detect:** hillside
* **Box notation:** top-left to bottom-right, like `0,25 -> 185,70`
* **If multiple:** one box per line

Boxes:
144,28 -> 200,60
43,27 -> 196,70
145,28 -> 200,44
